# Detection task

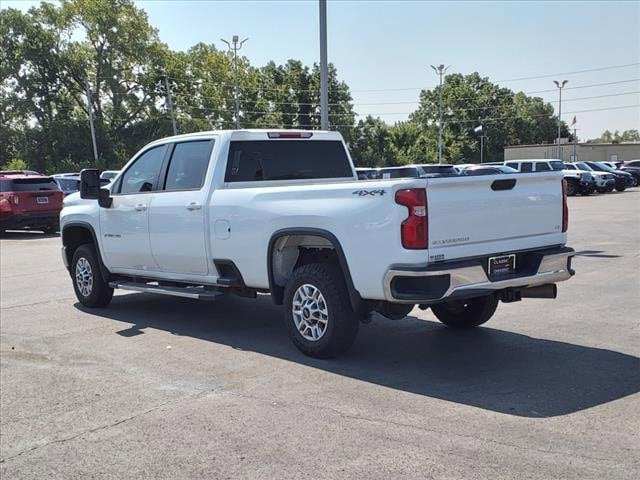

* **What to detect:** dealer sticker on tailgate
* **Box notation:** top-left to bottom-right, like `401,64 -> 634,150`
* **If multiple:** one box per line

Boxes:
36,196 -> 49,204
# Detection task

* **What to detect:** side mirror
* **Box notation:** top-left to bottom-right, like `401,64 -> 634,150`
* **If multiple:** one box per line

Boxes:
80,169 -> 112,208
98,188 -> 112,208
80,169 -> 100,199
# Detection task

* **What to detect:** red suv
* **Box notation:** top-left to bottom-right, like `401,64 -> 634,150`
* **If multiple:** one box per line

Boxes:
0,170 -> 64,233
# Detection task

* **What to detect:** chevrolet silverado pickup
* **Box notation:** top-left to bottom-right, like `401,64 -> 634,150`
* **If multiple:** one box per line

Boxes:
61,130 -> 575,358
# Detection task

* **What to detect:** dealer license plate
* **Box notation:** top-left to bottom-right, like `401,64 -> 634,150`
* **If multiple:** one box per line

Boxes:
488,254 -> 516,276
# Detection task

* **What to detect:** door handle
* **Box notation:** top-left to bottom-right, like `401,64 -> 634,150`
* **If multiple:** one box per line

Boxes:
135,203 -> 147,212
186,202 -> 202,211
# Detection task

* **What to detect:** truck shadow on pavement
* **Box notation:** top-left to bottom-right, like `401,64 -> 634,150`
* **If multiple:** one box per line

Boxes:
77,293 -> 640,418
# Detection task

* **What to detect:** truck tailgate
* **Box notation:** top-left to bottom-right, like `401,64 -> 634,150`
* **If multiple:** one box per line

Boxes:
426,172 -> 566,262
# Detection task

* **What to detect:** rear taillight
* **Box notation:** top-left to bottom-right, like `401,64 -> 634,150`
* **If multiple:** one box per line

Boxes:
395,188 -> 428,249
561,179 -> 569,232
0,197 -> 12,213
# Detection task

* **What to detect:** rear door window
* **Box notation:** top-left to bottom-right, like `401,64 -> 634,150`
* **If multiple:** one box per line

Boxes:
164,140 -> 213,191
535,162 -> 551,172
520,162 -> 533,172
225,140 -> 353,182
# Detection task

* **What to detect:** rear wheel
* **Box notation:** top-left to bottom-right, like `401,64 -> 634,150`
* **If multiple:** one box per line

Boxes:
71,244 -> 113,308
615,185 -> 626,192
42,222 -> 58,234
566,181 -> 577,196
283,263 -> 359,358
431,294 -> 499,328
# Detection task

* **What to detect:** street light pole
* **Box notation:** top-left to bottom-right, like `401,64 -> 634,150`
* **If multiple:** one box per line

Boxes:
431,64 -> 449,163
553,79 -> 568,159
473,125 -> 485,163
221,35 -> 249,129
319,0 -> 329,130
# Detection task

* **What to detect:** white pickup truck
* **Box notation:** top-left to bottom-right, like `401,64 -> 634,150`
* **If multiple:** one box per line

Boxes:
61,130 -> 574,358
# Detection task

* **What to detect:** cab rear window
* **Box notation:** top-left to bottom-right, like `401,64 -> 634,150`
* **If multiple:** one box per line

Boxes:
0,178 -> 60,192
225,140 -> 353,182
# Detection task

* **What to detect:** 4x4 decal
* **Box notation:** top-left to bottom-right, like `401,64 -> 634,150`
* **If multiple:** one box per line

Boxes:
352,189 -> 386,197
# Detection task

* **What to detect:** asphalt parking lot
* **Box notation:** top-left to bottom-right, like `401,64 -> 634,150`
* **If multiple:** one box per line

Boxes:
1,190 -> 639,479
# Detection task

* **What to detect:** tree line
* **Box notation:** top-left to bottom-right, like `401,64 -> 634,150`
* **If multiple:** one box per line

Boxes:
2,0 -> 574,174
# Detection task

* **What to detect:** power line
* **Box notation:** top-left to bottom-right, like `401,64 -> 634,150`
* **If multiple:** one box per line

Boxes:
167,81 -> 638,111
140,103 -> 639,128
494,62 -> 640,83
347,66 -> 640,92
354,91 -> 640,116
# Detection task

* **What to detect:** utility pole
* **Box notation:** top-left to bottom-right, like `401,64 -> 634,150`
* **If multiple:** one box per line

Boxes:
164,75 -> 177,135
431,64 -> 450,163
319,0 -> 329,130
221,35 -> 248,129
85,80 -> 98,163
553,79 -> 568,160
573,127 -> 580,161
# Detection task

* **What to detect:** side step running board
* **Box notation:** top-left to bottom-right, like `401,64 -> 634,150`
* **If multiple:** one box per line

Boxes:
109,281 -> 224,301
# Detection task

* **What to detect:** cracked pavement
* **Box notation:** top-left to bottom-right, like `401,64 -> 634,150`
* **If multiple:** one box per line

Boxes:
1,192 -> 639,479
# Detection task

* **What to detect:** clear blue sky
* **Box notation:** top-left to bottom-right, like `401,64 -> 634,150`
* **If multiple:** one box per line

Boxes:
5,0 -> 640,139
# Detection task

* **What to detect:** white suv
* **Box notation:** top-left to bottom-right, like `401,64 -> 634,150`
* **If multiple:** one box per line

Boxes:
504,159 -> 594,196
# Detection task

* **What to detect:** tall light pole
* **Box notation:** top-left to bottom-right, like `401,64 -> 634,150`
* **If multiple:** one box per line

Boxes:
473,125 -> 485,163
221,35 -> 248,129
553,79 -> 568,159
431,64 -> 449,163
319,0 -> 329,130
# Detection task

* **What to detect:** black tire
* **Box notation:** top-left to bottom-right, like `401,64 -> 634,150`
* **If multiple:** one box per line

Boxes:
71,244 -> 113,308
566,181 -> 577,196
283,263 -> 359,358
615,185 -> 626,192
42,223 -> 58,234
431,294 -> 499,328
596,187 -> 607,194
580,188 -> 591,196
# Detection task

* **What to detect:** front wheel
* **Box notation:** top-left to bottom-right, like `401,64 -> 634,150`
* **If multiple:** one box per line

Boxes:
566,181 -> 577,196
615,185 -> 626,192
71,244 -> 113,308
431,294 -> 499,328
284,263 -> 359,358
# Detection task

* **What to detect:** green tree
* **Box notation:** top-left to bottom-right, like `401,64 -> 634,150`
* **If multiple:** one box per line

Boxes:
349,116 -> 395,167
2,158 -> 29,170
587,129 -> 640,143
410,72 -> 569,163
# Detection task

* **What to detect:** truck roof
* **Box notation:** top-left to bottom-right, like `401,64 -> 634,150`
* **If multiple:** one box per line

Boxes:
152,129 -> 344,145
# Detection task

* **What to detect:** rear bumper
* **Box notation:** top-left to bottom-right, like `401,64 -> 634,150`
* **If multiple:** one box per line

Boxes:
383,246 -> 575,304
0,212 -> 59,230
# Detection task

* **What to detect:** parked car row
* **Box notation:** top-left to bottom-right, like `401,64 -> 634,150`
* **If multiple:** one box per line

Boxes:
1,168 -> 120,234
357,160 -> 638,197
